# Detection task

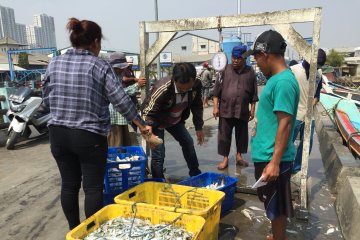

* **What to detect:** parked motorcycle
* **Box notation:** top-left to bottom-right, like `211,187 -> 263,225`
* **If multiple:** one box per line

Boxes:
6,83 -> 50,150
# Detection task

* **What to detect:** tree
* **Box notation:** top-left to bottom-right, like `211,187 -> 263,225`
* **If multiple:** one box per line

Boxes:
18,52 -> 29,69
326,49 -> 345,67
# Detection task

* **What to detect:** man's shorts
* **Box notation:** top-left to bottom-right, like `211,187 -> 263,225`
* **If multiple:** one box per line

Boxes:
202,87 -> 211,98
254,161 -> 294,221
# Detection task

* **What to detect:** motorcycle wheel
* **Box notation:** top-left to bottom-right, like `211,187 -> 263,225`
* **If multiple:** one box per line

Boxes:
6,130 -> 19,150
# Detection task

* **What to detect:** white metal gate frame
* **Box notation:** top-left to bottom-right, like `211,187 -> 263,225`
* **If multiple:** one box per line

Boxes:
139,7 -> 322,215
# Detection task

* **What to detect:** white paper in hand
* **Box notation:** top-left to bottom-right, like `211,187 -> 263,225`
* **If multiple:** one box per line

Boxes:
252,175 -> 267,189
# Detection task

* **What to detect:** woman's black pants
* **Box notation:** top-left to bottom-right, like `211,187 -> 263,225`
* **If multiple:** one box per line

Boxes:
49,126 -> 107,230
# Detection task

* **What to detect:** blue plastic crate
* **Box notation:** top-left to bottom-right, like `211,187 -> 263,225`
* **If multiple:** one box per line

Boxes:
103,178 -> 164,206
103,192 -> 117,206
144,178 -> 165,183
104,146 -> 147,194
178,172 -> 238,215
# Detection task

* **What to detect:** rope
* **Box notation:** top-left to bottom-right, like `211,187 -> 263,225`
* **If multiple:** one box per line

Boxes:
320,97 -> 344,126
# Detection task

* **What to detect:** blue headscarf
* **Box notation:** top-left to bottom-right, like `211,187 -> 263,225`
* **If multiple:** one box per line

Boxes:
232,45 -> 247,58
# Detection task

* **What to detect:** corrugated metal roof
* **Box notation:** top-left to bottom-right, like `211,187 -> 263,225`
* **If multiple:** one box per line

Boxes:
0,52 -> 50,66
0,37 -> 27,46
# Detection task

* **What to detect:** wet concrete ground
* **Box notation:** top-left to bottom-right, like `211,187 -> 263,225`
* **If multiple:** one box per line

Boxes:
0,100 -> 344,240
164,105 -> 343,240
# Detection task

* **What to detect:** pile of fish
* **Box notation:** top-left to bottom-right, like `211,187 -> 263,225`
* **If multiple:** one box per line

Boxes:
107,154 -> 141,163
84,217 -> 193,240
115,155 -> 140,162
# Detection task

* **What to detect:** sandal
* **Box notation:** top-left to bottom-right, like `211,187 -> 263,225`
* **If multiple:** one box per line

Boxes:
236,159 -> 249,167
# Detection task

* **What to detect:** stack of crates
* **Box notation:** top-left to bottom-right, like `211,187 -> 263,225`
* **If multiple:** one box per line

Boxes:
66,204 -> 206,240
103,146 -> 147,205
178,172 -> 238,215
114,182 -> 225,240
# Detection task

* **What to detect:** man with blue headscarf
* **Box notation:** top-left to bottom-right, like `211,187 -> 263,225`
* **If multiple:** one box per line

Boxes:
213,45 -> 258,170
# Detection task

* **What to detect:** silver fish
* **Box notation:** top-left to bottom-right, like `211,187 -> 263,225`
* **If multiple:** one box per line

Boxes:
84,217 -> 193,240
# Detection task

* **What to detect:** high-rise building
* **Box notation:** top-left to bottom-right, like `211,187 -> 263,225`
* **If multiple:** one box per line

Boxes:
16,23 -> 27,45
0,5 -> 57,49
26,25 -> 42,48
0,5 -> 17,40
33,14 -> 56,48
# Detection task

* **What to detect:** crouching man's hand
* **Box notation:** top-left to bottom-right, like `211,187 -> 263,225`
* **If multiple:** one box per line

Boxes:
196,130 -> 205,145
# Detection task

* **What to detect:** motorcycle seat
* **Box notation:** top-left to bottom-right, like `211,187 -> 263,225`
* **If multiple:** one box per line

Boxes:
37,104 -> 50,114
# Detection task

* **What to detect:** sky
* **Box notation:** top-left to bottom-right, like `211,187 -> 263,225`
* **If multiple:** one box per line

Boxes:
1,0 -> 359,53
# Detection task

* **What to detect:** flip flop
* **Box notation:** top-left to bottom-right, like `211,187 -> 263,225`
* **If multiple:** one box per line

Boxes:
236,159 -> 249,167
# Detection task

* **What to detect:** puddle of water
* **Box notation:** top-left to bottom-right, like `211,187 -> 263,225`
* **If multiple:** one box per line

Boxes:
163,121 -> 343,239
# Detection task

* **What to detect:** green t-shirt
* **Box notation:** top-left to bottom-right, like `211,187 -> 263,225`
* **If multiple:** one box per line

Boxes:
251,69 -> 300,162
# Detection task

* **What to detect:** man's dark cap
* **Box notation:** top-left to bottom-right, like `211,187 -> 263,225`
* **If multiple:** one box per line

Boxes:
242,30 -> 287,58
232,45 -> 247,58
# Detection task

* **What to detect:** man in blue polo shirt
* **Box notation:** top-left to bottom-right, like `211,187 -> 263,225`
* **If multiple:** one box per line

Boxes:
245,30 -> 300,240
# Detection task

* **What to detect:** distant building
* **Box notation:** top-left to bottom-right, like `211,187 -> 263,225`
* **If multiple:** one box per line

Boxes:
162,33 -> 219,63
0,5 -> 57,49
26,25 -> 42,48
0,5 -> 17,41
0,37 -> 27,52
330,47 -> 356,57
33,14 -> 56,48
15,23 -> 27,45
327,47 -> 360,77
344,47 -> 360,77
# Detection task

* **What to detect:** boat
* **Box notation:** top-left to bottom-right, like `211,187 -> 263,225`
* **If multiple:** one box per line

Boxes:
320,93 -> 360,157
329,82 -> 360,102
321,74 -> 360,107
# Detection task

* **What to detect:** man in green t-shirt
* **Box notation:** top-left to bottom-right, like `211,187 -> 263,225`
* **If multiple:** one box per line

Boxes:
244,30 -> 300,240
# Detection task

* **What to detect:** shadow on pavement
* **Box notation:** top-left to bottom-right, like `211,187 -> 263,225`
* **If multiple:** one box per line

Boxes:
13,135 -> 49,150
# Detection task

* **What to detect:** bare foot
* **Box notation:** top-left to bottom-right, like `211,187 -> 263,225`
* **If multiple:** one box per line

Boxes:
217,158 -> 229,170
217,162 -> 228,170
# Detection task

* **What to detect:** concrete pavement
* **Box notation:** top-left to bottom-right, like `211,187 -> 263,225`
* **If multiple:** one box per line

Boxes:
0,101 -> 346,240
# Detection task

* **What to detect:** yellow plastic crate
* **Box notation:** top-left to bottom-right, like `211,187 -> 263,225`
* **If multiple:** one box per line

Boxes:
114,182 -> 225,240
66,204 -> 205,240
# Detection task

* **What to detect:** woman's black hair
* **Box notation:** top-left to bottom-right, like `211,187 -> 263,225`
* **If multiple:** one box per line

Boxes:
66,17 -> 102,48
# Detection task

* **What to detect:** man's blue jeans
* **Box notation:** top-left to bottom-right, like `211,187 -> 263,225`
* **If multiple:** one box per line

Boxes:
151,122 -> 201,178
292,119 -> 315,173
